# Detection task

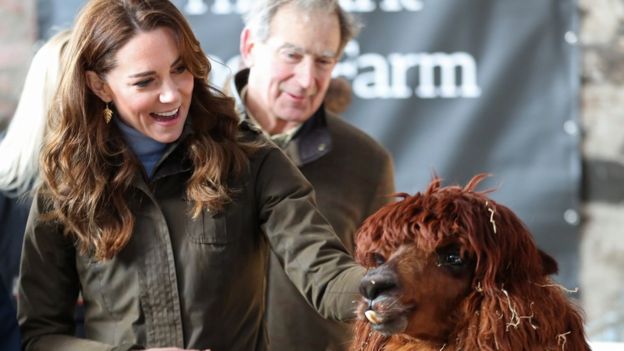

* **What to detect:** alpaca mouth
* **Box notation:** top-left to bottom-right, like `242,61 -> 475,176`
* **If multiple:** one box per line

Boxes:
366,308 -> 409,335
363,297 -> 414,335
365,310 -> 383,324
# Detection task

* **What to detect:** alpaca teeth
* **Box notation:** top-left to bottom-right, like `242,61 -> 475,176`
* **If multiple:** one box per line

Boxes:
365,310 -> 382,324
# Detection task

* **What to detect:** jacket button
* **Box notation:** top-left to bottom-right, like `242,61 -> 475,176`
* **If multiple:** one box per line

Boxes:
318,143 -> 326,151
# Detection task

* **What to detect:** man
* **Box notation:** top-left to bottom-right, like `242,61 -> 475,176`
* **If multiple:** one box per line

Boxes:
230,1 -> 395,349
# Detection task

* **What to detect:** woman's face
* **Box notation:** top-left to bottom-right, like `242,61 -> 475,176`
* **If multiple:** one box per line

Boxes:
87,27 -> 194,143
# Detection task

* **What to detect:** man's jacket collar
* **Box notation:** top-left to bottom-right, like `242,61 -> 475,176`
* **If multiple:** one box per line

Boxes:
229,68 -> 332,166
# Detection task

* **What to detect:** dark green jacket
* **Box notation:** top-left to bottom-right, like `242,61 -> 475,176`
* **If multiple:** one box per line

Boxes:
230,70 -> 395,350
18,125 -> 364,351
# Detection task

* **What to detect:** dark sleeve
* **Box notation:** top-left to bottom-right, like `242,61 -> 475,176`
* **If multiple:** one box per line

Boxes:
255,147 -> 365,320
17,194 -> 141,351
0,192 -> 31,295
366,148 -> 396,217
0,279 -> 20,351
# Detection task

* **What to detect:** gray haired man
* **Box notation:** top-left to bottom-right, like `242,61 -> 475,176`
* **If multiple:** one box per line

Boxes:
231,1 -> 395,349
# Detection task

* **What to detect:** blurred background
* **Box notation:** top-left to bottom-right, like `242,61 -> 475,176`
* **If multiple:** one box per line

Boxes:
0,0 -> 622,343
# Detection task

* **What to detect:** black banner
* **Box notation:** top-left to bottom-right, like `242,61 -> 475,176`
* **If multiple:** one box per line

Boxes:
40,0 -> 581,288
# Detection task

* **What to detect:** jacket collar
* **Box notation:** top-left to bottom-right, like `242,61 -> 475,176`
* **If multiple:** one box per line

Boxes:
229,68 -> 332,166
151,121 -> 193,181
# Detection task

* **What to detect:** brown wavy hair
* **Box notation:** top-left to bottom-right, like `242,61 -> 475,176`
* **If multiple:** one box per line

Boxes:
41,0 -> 255,260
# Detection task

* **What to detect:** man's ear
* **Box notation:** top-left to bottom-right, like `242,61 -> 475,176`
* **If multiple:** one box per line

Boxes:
240,27 -> 256,68
85,71 -> 112,102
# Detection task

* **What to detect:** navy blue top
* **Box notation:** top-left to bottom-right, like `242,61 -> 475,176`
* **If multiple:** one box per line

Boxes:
116,119 -> 167,178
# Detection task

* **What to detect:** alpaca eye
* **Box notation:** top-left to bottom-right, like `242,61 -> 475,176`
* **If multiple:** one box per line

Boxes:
442,253 -> 464,266
436,242 -> 468,268
370,252 -> 386,266
436,250 -> 465,267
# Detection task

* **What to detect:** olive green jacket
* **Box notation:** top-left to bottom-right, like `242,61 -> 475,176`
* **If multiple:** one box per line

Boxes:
229,69 -> 396,350
18,126 -> 365,351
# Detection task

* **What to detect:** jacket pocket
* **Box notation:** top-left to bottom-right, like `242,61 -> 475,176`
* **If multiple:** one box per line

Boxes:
76,254 -> 137,322
187,210 -> 228,245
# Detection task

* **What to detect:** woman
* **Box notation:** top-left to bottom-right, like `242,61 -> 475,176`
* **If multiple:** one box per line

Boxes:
0,29 -> 71,351
0,30 -> 70,294
17,1 -> 364,350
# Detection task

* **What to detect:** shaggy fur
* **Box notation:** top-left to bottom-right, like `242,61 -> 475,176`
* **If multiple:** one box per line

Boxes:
351,175 -> 590,351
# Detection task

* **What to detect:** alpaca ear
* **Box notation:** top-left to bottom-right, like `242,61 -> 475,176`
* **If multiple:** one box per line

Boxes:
539,249 -> 558,276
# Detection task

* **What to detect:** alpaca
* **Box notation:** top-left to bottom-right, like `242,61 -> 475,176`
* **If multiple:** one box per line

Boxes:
351,175 -> 591,351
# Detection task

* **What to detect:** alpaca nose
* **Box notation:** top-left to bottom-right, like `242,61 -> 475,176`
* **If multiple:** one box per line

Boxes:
359,267 -> 398,300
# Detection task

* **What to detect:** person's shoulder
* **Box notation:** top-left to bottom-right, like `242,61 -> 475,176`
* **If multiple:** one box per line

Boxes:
324,111 -> 377,144
237,120 -> 277,159
237,120 -> 265,142
324,111 -> 391,159
239,119 -> 261,134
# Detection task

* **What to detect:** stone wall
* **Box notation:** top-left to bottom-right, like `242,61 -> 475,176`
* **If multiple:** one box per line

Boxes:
579,0 -> 624,341
0,0 -> 37,130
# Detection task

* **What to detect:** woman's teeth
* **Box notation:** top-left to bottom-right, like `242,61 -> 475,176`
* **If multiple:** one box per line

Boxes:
154,108 -> 178,117
152,108 -> 179,121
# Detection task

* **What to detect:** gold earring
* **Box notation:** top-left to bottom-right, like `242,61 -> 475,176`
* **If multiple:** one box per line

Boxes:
104,103 -> 113,124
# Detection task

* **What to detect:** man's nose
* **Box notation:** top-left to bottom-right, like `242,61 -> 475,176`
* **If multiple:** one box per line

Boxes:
294,59 -> 315,90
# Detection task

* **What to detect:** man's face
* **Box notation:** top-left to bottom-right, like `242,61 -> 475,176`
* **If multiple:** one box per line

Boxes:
243,4 -> 341,134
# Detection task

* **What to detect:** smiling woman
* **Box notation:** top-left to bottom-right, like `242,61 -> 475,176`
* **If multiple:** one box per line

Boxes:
17,1 -> 366,351
85,27 -> 193,144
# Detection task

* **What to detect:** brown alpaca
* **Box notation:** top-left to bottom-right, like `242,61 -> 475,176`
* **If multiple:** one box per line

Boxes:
351,175 -> 590,351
